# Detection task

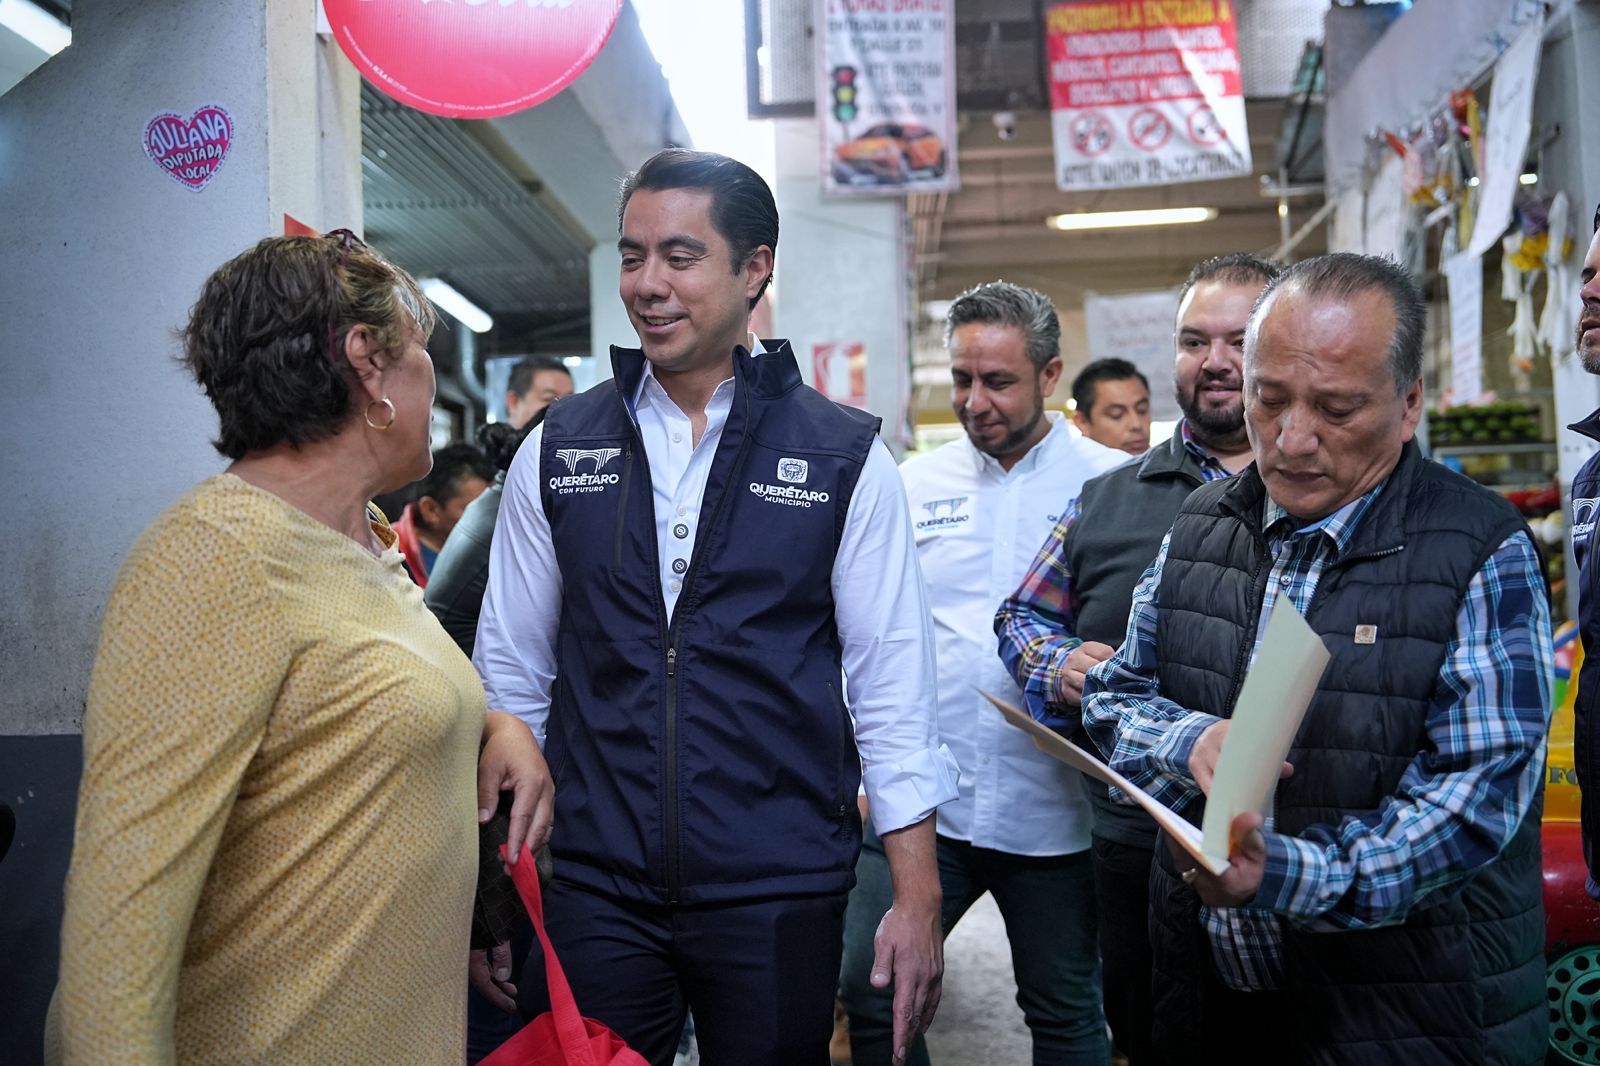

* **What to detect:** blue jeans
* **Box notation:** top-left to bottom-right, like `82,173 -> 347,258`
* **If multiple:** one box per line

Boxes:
839,829 -> 1107,1066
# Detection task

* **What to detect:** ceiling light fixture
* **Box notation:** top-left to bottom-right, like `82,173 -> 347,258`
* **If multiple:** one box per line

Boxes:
1046,206 -> 1218,232
0,0 -> 69,55
420,278 -> 493,334
1519,172 -> 1538,185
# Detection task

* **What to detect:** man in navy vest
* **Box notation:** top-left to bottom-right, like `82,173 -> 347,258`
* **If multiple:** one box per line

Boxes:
1569,202 -> 1600,910
1082,254 -> 1551,1062
474,148 -> 957,1066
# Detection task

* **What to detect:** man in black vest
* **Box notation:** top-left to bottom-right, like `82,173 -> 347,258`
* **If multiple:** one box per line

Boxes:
474,149 -> 957,1066
1566,202 -> 1600,905
1082,253 -> 1552,1064
995,253 -> 1276,1065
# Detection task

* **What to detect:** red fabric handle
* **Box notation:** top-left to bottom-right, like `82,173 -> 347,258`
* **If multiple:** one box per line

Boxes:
501,844 -> 597,1066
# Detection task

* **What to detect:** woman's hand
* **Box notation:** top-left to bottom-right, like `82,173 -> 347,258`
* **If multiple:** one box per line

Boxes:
478,711 -> 553,865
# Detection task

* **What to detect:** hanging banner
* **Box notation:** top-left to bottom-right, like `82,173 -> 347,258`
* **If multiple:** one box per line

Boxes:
322,0 -> 623,119
1444,251 -> 1484,406
1046,1 -> 1251,192
817,0 -> 958,196
1083,289 -> 1181,420
1466,9 -> 1544,259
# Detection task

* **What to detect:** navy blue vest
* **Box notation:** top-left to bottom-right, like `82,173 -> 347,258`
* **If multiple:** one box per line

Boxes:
538,341 -> 881,905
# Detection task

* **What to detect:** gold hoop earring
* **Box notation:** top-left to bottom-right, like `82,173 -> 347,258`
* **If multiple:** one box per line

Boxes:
364,397 -> 396,431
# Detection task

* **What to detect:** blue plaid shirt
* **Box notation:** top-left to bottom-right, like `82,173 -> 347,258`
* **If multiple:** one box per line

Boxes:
995,422 -> 1233,727
1082,481 -> 1553,992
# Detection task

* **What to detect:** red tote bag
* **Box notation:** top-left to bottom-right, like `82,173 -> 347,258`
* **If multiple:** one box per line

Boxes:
478,845 -> 649,1066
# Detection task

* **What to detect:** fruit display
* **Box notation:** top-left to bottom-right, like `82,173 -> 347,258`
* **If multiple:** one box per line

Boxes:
1427,402 -> 1544,445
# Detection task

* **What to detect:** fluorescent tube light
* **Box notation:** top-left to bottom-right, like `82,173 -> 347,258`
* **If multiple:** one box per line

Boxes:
0,0 -> 69,55
1519,172 -> 1538,185
420,278 -> 493,334
1046,206 -> 1218,232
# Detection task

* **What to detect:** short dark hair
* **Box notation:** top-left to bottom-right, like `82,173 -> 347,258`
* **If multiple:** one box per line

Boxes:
507,355 -> 572,400
181,233 -> 435,460
1177,252 -> 1282,308
618,148 -> 778,309
1249,252 -> 1424,394
944,281 -> 1061,371
1072,358 -> 1149,417
416,443 -> 496,509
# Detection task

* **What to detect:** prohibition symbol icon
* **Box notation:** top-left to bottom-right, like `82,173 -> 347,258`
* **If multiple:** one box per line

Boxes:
1070,111 -> 1114,157
1128,108 -> 1172,152
1187,104 -> 1227,146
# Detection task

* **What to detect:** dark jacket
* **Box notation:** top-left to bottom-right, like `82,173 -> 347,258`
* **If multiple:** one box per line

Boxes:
1147,443 -> 1547,1064
424,477 -> 503,657
1067,428 -> 1214,845
1569,410 -> 1600,890
539,341 -> 881,905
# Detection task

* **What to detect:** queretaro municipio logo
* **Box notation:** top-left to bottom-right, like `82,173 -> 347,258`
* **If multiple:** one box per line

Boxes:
549,447 -> 623,494
777,457 -> 809,484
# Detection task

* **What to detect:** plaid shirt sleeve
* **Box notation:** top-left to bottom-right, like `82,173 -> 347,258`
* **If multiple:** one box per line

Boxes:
1255,532 -> 1554,929
1080,532 -> 1220,807
994,496 -> 1086,728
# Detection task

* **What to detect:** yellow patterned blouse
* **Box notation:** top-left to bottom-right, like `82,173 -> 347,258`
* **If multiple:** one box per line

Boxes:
48,474 -> 485,1064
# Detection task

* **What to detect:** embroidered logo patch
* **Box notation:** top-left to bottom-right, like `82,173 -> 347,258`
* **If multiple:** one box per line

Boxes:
1354,624 -> 1378,645
777,457 -> 809,484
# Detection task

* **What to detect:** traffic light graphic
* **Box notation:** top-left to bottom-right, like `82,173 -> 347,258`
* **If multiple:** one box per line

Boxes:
831,65 -> 858,124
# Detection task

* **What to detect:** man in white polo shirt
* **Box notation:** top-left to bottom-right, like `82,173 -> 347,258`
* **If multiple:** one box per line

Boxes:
839,281 -> 1124,1065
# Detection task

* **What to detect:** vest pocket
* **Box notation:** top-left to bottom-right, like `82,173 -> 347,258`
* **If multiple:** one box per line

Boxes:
826,679 -> 853,825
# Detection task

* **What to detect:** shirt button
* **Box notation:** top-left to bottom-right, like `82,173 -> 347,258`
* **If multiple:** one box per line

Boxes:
677,505 -> 688,517
669,579 -> 681,593
671,558 -> 688,574
673,523 -> 690,539
672,432 -> 683,443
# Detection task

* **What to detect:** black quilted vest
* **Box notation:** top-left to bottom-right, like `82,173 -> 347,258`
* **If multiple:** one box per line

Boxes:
1147,443 -> 1547,1065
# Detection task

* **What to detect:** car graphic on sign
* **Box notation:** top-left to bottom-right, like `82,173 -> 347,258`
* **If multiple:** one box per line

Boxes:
832,123 -> 947,185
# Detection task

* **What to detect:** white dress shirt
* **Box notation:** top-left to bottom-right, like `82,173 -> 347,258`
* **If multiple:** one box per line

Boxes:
474,357 -> 960,837
898,413 -> 1125,855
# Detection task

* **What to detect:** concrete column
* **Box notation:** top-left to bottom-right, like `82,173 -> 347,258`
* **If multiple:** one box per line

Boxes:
0,2 -> 360,1058
772,117 -> 913,449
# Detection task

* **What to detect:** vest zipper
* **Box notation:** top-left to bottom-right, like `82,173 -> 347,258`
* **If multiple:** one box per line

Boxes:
612,442 -> 634,571
661,380 -> 755,905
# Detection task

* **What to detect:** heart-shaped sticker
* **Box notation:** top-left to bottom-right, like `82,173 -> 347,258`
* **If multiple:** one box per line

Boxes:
144,104 -> 233,192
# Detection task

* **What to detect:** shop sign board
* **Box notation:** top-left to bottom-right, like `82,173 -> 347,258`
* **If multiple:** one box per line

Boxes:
1083,289 -> 1181,420
1046,1 -> 1251,192
816,0 -> 958,197
322,0 -> 623,119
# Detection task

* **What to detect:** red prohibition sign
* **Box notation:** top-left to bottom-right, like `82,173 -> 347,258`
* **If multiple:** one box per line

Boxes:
1069,111 -> 1114,157
1187,104 -> 1227,146
1127,108 -> 1172,152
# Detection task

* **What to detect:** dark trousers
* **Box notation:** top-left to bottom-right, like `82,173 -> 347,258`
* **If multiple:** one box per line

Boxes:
1091,834 -> 1168,1066
517,878 -> 847,1066
840,830 -> 1108,1066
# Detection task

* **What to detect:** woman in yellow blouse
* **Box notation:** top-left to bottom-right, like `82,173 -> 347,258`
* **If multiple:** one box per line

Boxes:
47,232 -> 552,1064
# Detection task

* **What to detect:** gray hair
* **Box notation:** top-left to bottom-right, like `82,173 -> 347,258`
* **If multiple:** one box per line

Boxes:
944,281 -> 1060,371
1247,253 -> 1424,394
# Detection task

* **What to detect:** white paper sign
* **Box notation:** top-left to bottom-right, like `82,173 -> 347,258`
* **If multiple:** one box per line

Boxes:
1445,252 -> 1485,405
1467,11 -> 1543,258
1363,153 -> 1406,263
1083,289 -> 1181,420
